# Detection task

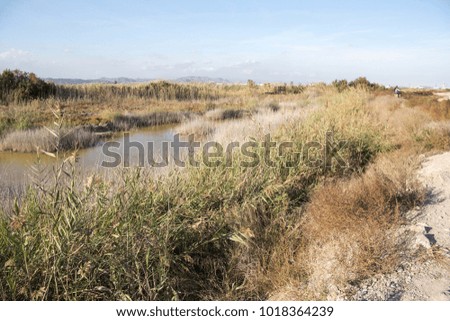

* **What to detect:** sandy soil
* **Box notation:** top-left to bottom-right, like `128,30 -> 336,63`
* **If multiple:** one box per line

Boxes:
351,152 -> 450,300
417,153 -> 450,251
434,92 -> 450,102
406,152 -> 450,300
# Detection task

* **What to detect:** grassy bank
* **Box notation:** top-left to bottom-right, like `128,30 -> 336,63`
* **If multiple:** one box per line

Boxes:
0,127 -> 100,153
0,86 -> 449,300
111,111 -> 190,131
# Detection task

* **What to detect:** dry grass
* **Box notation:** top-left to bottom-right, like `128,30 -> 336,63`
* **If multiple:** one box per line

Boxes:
111,111 -> 189,131
266,152 -> 425,300
177,102 -> 308,142
404,91 -> 450,120
211,106 -> 310,145
176,117 -> 216,139
0,127 -> 100,152
204,108 -> 246,121
299,153 -> 425,298
369,95 -> 450,152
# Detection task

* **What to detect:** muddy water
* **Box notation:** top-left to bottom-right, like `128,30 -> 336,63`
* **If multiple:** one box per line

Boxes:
0,125 -> 178,203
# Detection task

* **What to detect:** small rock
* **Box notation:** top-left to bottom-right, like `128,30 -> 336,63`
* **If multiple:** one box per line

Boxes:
415,233 -> 432,249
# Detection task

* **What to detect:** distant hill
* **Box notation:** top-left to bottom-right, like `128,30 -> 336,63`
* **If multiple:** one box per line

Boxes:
45,76 -> 230,85
45,77 -> 152,85
174,76 -> 230,84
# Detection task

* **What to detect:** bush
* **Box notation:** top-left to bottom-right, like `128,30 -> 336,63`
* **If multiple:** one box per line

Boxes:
0,70 -> 56,103
332,79 -> 349,92
331,78 -> 385,93
348,77 -> 385,91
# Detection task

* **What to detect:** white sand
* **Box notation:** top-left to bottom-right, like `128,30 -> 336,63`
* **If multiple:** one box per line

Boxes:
434,92 -> 450,102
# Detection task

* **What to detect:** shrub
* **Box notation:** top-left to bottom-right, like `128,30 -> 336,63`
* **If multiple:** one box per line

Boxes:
348,77 -> 385,91
332,79 -> 349,92
0,70 -> 56,103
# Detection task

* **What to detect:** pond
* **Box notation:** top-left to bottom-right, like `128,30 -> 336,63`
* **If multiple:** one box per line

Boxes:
0,125 -> 178,204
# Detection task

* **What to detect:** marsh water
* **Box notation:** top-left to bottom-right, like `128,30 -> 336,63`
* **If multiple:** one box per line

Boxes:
0,125 -> 178,202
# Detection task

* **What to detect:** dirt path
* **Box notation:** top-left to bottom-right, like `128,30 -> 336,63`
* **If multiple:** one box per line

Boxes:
417,153 -> 450,251
352,152 -> 450,301
404,152 -> 450,300
434,92 -> 450,102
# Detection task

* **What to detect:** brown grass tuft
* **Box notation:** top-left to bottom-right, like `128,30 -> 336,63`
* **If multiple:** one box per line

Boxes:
204,108 -> 246,121
297,152 -> 425,298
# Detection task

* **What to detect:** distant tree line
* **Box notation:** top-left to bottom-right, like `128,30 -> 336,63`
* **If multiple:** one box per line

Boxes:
54,81 -> 220,101
0,70 -> 386,105
0,69 -> 221,104
258,82 -> 305,95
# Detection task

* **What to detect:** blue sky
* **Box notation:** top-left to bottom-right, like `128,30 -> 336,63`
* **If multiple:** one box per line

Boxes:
0,0 -> 449,86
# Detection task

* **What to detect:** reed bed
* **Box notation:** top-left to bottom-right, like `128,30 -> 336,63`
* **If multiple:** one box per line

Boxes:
204,108 -> 245,121
0,127 -> 100,153
52,81 -> 221,102
111,111 -> 190,131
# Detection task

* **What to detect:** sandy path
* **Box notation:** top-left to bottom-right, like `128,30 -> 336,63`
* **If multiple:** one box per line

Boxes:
352,152 -> 450,301
417,153 -> 450,251
401,152 -> 450,300
434,92 -> 450,102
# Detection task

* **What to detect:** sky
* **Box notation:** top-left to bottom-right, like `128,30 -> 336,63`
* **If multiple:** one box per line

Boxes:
0,0 -> 449,86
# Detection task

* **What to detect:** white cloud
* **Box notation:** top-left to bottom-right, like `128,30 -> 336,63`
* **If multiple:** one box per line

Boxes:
0,48 -> 32,60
